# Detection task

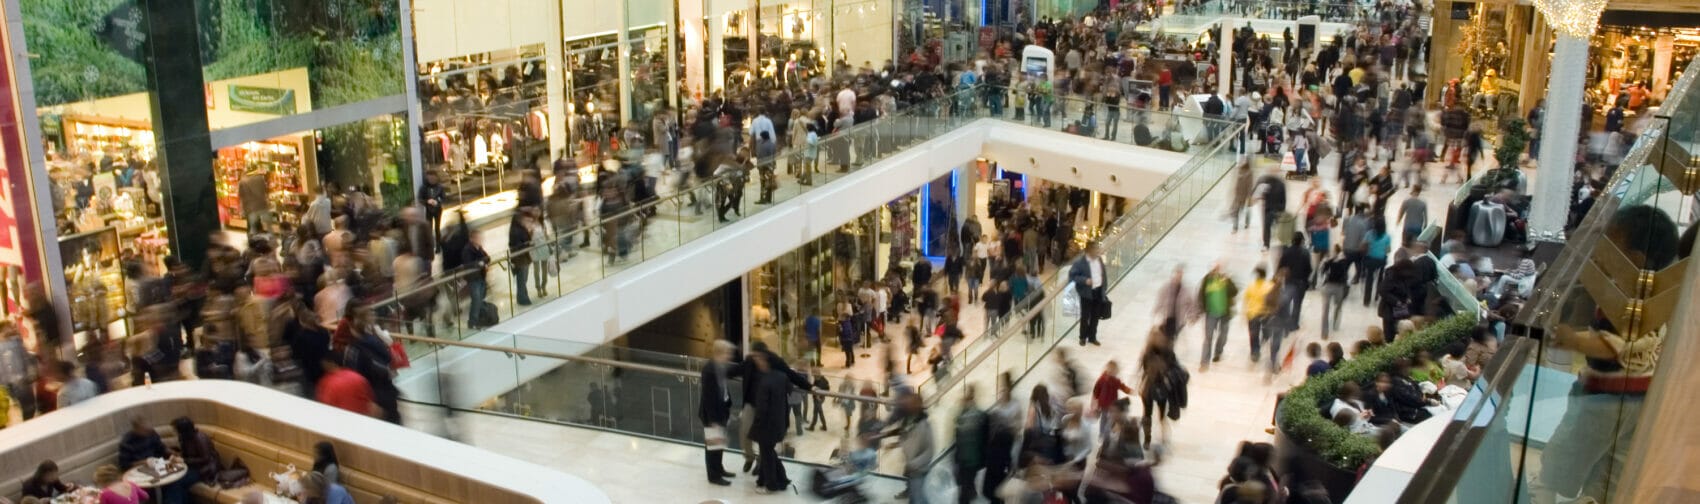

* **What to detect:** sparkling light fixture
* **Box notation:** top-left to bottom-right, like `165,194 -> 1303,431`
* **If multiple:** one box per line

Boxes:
1531,0 -> 1608,38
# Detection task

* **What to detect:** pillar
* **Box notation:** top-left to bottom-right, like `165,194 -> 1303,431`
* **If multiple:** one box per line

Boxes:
1218,23 -> 1232,97
398,0 -> 425,193
955,162 -> 976,226
618,1 -> 634,125
710,11 -> 726,91
682,0 -> 706,101
546,0 -> 569,159
1653,34 -> 1675,100
1519,20 -> 1553,115
1530,35 -> 1588,243
140,0 -> 218,267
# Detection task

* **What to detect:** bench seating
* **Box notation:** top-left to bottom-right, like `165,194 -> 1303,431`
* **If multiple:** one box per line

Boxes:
1,391 -> 541,503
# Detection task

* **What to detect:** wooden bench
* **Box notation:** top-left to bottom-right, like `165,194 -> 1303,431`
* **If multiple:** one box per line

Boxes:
0,382 -> 602,503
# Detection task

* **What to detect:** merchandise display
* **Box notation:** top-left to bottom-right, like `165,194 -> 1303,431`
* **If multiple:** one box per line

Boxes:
214,138 -> 314,231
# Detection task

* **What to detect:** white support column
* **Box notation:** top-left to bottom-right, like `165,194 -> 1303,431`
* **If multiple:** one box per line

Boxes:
709,12 -> 726,92
682,0 -> 706,101
545,0 -> 568,159
1653,34 -> 1675,100
618,2 -> 634,126
1530,34 -> 1589,243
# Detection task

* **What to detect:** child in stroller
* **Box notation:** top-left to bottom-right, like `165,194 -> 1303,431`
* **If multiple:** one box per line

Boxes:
810,434 -> 878,503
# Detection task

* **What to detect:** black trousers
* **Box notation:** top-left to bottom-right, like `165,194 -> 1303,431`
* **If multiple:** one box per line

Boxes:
956,463 -> 982,504
756,440 -> 789,490
704,448 -> 727,481
983,463 -> 1011,504
1079,290 -> 1105,344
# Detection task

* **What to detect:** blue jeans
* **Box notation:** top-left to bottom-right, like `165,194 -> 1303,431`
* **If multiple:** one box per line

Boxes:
513,262 -> 531,305
468,278 -> 488,325
1536,387 -> 1644,502
907,472 -> 930,504
1265,320 -> 1287,375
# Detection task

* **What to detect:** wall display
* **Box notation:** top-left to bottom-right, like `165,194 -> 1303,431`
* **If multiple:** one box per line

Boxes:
213,137 -> 314,231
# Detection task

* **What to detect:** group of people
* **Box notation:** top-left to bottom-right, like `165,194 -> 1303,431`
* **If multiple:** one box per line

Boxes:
14,417 -> 351,504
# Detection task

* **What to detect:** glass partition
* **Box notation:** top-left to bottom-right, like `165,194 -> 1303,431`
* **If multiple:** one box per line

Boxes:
396,333 -> 904,475
1395,58 -> 1700,504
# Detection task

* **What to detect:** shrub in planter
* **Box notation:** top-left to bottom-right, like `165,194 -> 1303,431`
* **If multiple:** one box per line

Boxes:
1276,314 -> 1478,472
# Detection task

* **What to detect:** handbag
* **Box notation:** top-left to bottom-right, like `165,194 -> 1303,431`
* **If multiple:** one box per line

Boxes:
216,457 -> 252,489
1099,299 -> 1113,319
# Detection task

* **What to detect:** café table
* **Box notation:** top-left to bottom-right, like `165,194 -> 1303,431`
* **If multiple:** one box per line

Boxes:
122,458 -> 187,504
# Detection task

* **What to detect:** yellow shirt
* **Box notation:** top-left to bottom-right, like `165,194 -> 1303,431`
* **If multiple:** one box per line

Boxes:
1243,279 -> 1274,319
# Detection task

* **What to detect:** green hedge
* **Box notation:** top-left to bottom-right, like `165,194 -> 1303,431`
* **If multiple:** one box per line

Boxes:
1276,314 -> 1478,471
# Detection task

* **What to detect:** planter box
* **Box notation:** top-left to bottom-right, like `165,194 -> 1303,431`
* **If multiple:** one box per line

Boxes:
1274,426 -> 1360,502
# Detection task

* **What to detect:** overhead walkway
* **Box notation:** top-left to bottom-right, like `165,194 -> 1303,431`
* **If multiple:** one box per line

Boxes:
390,90 -> 1241,402
389,91 -> 1243,467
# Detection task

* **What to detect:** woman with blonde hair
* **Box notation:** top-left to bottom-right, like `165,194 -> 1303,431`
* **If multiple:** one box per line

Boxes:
94,464 -> 147,504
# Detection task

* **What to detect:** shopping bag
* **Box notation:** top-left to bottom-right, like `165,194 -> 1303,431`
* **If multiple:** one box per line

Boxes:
1060,287 -> 1082,319
704,426 -> 727,451
389,341 -> 412,370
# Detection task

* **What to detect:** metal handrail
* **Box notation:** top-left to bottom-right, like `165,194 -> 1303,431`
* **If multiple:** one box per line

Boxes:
392,332 -> 891,404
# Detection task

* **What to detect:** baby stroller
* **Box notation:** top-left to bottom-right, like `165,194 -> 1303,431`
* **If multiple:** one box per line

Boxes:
809,445 -> 876,503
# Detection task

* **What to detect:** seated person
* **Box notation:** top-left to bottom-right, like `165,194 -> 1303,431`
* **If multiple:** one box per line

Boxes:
1327,382 -> 1376,435
1362,373 -> 1400,426
95,465 -> 148,504
22,460 -> 77,499
172,417 -> 222,484
1408,350 -> 1446,385
1386,359 -> 1436,424
118,417 -> 167,469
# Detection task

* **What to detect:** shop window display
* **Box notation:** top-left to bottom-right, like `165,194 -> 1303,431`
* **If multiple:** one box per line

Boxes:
565,35 -> 624,158
214,138 -> 314,232
419,46 -> 552,208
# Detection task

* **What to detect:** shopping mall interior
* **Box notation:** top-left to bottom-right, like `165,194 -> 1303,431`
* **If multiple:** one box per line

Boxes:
2,0 -> 1700,503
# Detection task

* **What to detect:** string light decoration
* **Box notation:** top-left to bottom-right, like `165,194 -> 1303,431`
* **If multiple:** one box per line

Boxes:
1531,0 -> 1608,38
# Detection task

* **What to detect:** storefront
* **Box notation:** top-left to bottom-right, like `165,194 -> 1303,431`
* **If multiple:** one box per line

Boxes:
16,0 -> 414,342
1585,15 -> 1700,107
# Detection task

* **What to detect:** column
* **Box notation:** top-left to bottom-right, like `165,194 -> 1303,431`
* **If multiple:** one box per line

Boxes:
1530,35 -> 1588,243
682,0 -> 707,101
139,0 -> 218,267
955,162 -> 977,227
618,1 -> 634,125
710,11 -> 726,91
1653,34 -> 1675,100
1518,21 -> 1553,115
398,0 -> 426,193
1218,24 -> 1232,97
546,0 -> 569,158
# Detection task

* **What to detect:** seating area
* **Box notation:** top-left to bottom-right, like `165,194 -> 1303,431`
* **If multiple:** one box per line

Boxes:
0,381 -> 608,504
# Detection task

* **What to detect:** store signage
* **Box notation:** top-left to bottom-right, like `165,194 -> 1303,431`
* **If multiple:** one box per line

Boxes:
228,85 -> 297,115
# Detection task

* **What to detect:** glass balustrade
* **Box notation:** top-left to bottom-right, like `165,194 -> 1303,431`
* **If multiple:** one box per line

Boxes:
374,86 -> 1247,337
1393,60 -> 1700,504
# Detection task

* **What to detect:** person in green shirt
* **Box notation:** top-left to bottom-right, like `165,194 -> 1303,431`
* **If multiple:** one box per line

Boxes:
1197,263 -> 1239,369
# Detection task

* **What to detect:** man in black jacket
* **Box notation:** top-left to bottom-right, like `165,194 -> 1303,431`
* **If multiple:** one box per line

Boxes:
1255,167 -> 1288,250
736,342 -> 811,474
416,171 -> 447,246
1278,232 -> 1314,333
698,341 -> 738,486
747,352 -> 794,493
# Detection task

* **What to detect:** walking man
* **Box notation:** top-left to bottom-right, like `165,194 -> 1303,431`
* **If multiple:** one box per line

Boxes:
1197,264 -> 1239,369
